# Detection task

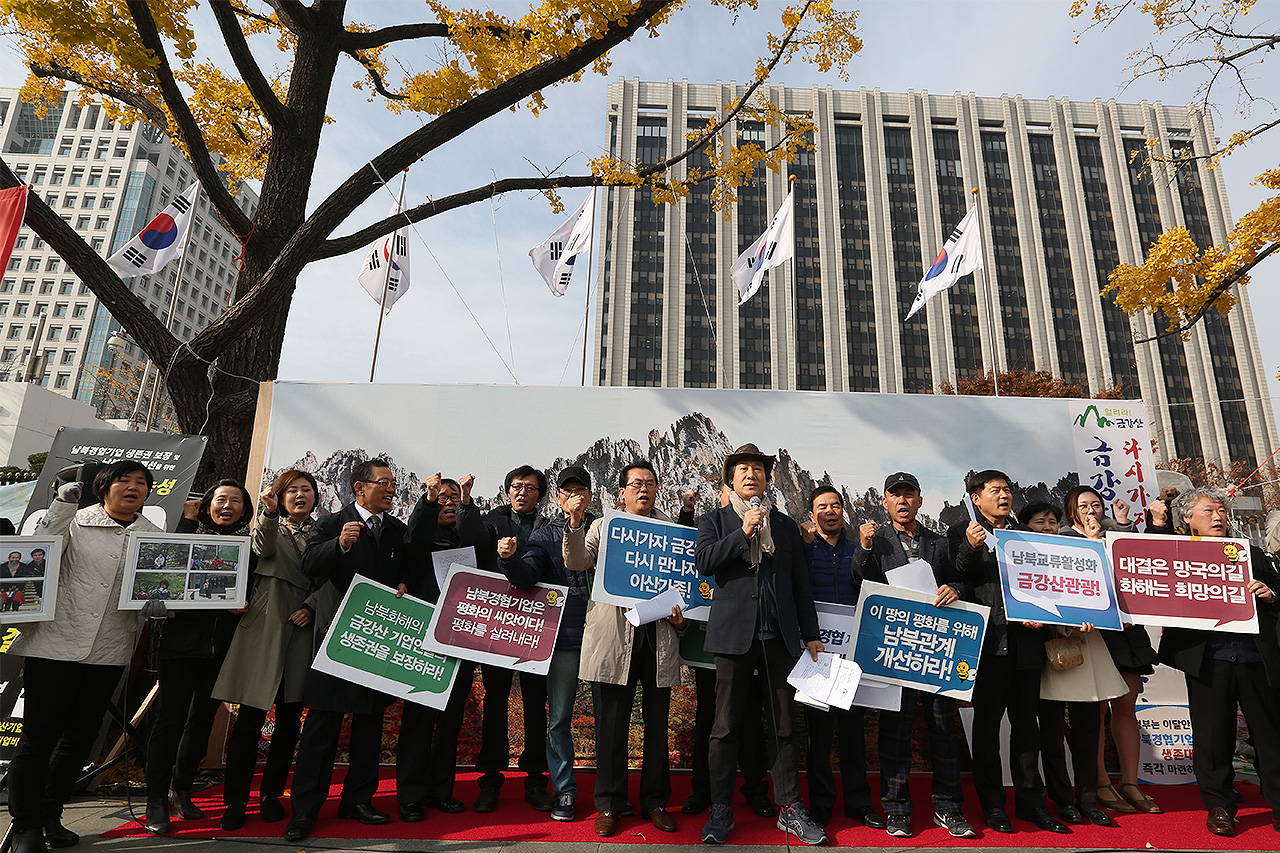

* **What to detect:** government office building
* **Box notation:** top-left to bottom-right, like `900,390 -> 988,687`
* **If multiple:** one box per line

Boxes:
0,86 -> 258,422
592,79 -> 1279,469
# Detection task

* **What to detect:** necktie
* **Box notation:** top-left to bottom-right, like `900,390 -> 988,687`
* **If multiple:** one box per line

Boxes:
366,514 -> 381,539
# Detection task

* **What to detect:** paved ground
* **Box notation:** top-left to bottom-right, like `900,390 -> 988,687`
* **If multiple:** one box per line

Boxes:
0,798 -> 1269,853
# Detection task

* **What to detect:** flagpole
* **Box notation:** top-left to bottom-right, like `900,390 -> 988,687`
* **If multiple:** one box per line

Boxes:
369,170 -> 407,382
788,175 -> 798,390
580,188 -> 596,387
970,186 -> 1001,398
144,184 -> 201,431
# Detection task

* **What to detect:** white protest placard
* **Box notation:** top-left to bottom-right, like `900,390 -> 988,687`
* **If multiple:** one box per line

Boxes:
431,546 -> 476,594
885,559 -> 938,596
624,584 -> 684,627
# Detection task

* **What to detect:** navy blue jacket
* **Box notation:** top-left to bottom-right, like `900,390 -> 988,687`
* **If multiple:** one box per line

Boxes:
499,512 -> 599,651
805,527 -> 861,606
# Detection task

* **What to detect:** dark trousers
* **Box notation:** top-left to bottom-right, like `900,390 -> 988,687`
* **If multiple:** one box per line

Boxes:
289,709 -> 385,817
395,671 -> 469,804
806,705 -> 870,814
476,662 -> 549,790
970,651 -> 1045,813
1039,699 -> 1102,808
145,656 -> 223,799
1186,660 -> 1280,815
691,667 -> 769,801
879,689 -> 962,815
7,658 -> 123,830
222,700 -> 304,805
709,637 -> 801,807
592,646 -> 671,813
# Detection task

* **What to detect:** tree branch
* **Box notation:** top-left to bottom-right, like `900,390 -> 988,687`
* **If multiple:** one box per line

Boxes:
29,62 -> 170,130
264,0 -> 313,34
338,22 -> 449,50
345,50 -> 407,101
1133,240 -> 1280,343
125,0 -> 252,238
0,157 -> 178,368
210,0 -> 287,127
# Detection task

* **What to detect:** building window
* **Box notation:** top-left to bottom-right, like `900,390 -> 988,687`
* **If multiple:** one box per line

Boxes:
68,327 -> 81,341
106,168 -> 121,187
62,195 -> 76,208
39,280 -> 52,294
53,303 -> 67,317
54,373 -> 69,389
5,258 -> 17,271
0,301 -> 6,315
58,280 -> 72,295
57,139 -> 72,156
70,167 -> 84,185
47,327 -> 60,340
25,257 -> 39,272
72,304 -> 87,318
45,258 -> 59,272
100,196 -> 114,209
51,166 -> 65,185
76,216 -> 89,230
90,238 -> 104,252
15,302 -> 27,317
95,216 -> 109,230
82,195 -> 95,208
60,349 -> 74,364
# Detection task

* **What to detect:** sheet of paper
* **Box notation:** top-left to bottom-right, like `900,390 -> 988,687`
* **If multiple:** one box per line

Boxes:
432,546 -> 476,593
624,584 -> 685,627
851,677 -> 903,711
885,559 -> 937,596
825,658 -> 864,710
787,652 -> 837,703
793,689 -> 830,711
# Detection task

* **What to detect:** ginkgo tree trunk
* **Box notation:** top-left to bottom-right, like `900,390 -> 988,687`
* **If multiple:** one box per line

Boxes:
0,0 -> 860,485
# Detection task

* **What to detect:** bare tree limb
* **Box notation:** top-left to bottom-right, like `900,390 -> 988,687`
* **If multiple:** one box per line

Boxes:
210,0 -> 287,127
338,22 -> 449,50
264,0 -> 313,34
1133,240 -> 1280,343
125,0 -> 253,238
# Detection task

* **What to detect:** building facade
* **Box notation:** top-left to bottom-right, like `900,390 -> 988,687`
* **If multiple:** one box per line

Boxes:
0,87 -> 258,424
594,80 -> 1279,468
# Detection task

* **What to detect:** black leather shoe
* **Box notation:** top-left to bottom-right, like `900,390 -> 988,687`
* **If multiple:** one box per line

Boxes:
682,792 -> 711,815
337,801 -> 391,825
43,819 -> 78,848
475,786 -> 500,813
1016,806 -> 1070,833
525,785 -> 555,811
745,791 -> 776,818
221,801 -> 247,831
1083,804 -> 1115,827
12,828 -> 48,853
1057,803 -> 1085,824
425,796 -> 465,814
170,789 -> 205,820
398,802 -> 425,823
983,807 -> 1013,833
259,795 -> 285,823
144,799 -> 171,834
284,813 -> 316,842
809,805 -> 831,828
620,801 -> 635,817
848,806 -> 887,829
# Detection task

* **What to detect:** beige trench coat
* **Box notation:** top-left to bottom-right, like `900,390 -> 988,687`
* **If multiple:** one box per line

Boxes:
9,499 -> 160,666
563,509 -> 684,688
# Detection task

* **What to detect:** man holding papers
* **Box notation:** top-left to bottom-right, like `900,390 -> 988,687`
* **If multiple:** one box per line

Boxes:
800,486 -> 885,831
851,472 -> 973,839
696,444 -> 825,846
562,460 -> 692,837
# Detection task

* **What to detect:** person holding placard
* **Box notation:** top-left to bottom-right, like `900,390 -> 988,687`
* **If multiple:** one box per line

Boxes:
498,465 -> 600,823
696,444 -> 826,847
799,485 -> 885,832
852,472 -> 971,839
6,460 -> 160,853
144,479 -> 253,834
563,460 -> 691,838
213,470 -> 320,831
1157,487 -> 1280,838
950,470 -> 1065,835
285,459 -> 412,842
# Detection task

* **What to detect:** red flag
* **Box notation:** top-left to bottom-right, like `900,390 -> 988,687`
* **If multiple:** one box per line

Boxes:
0,186 -> 27,273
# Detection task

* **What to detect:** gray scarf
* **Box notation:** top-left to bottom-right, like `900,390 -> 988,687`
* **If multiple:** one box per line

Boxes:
728,491 -> 775,566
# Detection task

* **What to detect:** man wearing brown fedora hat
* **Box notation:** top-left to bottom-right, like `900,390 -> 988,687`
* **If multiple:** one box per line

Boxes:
695,444 -> 826,846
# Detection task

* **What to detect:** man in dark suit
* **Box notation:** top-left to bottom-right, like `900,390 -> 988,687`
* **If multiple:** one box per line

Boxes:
949,469 -> 1063,835
454,464 -> 552,813
852,472 -> 972,839
1157,487 -> 1280,838
695,444 -> 826,846
285,459 -> 411,842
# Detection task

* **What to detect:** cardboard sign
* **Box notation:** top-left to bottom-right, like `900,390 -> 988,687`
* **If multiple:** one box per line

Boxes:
848,581 -> 988,700
678,620 -> 716,670
991,529 -> 1122,630
311,576 -> 458,709
1107,533 -> 1258,634
1136,704 -> 1195,786
423,565 -> 566,675
815,601 -> 856,655
592,513 -> 712,619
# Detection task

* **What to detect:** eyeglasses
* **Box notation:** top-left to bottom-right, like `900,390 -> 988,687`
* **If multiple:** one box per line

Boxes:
625,480 -> 658,490
362,478 -> 397,490
509,483 -> 541,494
559,486 -> 591,496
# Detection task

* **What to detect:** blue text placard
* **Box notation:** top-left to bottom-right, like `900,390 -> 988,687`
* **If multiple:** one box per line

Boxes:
592,513 -> 712,619
991,529 -> 1123,630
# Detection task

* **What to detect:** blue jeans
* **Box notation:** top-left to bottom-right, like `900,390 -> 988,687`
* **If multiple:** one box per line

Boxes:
545,647 -> 581,798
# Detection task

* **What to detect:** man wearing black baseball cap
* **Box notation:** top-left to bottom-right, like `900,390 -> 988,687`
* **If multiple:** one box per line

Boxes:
498,465 -> 599,823
852,472 -> 972,839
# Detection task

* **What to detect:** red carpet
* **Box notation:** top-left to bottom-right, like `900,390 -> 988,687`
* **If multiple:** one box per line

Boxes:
103,770 -> 1276,848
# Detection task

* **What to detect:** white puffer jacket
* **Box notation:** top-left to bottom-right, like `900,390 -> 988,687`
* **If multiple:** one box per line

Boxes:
8,497 -> 160,665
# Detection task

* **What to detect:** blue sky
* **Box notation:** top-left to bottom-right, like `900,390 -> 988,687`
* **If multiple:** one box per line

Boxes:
4,1 -> 1278,431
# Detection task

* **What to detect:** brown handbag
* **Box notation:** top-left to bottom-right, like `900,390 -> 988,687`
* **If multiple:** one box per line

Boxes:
1045,632 -> 1084,671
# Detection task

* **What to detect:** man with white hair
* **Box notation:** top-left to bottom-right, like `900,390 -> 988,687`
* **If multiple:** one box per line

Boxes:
1158,487 -> 1280,838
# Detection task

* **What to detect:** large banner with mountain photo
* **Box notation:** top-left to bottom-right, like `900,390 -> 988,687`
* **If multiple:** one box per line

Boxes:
246,383 -> 1158,769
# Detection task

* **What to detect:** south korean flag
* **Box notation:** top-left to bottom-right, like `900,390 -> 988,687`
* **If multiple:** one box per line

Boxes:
529,188 -> 595,297
358,192 -> 412,314
106,182 -> 200,277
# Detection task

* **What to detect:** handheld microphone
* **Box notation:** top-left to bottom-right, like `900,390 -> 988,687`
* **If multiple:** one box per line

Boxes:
749,495 -> 762,536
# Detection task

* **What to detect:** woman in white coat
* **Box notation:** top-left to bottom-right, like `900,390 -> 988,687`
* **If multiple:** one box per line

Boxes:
5,461 -> 160,853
